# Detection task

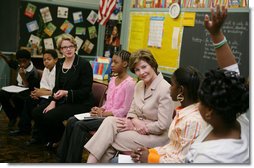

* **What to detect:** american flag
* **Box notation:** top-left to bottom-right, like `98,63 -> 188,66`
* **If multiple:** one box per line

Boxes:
98,0 -> 117,26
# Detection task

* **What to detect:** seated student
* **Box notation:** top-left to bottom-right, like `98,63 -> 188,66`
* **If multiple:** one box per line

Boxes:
130,66 -> 207,163
10,49 -> 58,136
56,50 -> 136,163
32,34 -> 94,149
184,5 -> 249,163
21,49 -> 58,143
185,69 -> 249,163
85,49 -> 174,163
0,49 -> 40,131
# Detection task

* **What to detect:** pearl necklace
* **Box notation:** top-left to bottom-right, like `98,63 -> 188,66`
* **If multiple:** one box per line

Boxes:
62,66 -> 70,74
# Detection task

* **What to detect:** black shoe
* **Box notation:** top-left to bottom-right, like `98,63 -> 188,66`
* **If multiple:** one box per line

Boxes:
25,138 -> 42,146
8,129 -> 30,136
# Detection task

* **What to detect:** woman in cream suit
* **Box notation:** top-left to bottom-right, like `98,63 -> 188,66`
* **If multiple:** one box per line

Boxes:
85,49 -> 174,163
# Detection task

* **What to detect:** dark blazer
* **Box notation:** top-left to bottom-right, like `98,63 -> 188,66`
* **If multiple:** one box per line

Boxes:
52,54 -> 94,105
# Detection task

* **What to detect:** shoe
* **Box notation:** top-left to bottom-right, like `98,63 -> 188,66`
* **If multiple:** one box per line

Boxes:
8,119 -> 17,128
8,129 -> 30,136
45,142 -> 58,153
25,138 -> 42,146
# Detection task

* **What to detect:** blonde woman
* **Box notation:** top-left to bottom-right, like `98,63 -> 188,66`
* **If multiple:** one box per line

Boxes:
32,34 -> 93,149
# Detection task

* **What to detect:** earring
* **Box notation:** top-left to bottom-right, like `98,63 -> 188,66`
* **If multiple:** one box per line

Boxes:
177,93 -> 184,102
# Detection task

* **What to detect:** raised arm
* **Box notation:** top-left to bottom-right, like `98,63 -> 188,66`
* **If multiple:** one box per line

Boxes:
204,5 -> 237,69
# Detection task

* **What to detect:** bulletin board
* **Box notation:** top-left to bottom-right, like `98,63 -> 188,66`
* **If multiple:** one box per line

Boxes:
128,12 -> 184,74
19,1 -> 99,56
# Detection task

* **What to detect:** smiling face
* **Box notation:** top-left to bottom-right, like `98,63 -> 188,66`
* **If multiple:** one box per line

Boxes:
60,40 -> 76,58
134,60 -> 157,86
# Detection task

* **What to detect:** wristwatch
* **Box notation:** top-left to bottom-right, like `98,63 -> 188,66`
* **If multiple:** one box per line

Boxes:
169,2 -> 181,19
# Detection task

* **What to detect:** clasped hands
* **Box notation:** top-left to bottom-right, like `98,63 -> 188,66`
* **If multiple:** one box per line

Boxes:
130,147 -> 149,163
116,118 -> 149,135
90,106 -> 105,117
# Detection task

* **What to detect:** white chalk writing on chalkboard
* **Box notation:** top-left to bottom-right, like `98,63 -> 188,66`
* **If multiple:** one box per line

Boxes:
180,12 -> 249,78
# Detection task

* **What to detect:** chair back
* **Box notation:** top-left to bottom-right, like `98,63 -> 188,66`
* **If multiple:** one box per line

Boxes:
92,81 -> 108,107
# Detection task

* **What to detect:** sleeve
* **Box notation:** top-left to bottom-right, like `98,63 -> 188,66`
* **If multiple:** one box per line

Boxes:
26,68 -> 40,90
159,119 -> 204,163
8,59 -> 19,70
223,63 -> 240,74
39,68 -> 49,89
126,85 -> 139,119
65,58 -> 93,103
111,80 -> 135,117
148,148 -> 160,163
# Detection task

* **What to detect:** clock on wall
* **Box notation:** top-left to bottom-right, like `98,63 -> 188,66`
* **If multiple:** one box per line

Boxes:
169,2 -> 181,19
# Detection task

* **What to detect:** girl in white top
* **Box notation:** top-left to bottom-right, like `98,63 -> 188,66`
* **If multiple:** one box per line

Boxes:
185,5 -> 249,163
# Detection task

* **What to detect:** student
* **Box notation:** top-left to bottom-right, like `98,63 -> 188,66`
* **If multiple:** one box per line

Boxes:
184,5 -> 249,163
0,49 -> 40,130
30,49 -> 58,101
32,34 -> 94,149
10,49 -> 58,136
57,50 -> 136,163
130,66 -> 207,163
185,69 -> 249,163
85,49 -> 174,163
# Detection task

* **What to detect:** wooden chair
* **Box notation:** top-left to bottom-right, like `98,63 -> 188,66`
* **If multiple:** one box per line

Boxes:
89,81 -> 108,135
92,81 -> 108,107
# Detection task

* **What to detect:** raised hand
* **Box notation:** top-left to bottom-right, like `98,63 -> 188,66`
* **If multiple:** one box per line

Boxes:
204,5 -> 227,36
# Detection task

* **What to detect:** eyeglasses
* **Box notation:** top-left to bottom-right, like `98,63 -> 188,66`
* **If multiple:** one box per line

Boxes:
61,45 -> 75,50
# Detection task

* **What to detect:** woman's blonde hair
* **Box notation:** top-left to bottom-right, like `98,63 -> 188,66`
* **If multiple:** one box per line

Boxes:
129,49 -> 158,74
56,34 -> 77,53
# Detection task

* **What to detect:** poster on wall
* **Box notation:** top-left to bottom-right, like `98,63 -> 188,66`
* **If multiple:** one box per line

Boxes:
19,1 -> 99,56
103,20 -> 121,57
103,0 -> 123,57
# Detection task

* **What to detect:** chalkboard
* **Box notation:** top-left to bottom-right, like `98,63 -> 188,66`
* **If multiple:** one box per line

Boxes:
19,1 -> 98,56
180,12 -> 249,78
0,0 -> 19,52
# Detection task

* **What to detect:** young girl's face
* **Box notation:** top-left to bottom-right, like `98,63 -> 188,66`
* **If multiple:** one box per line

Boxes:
43,53 -> 57,71
111,54 -> 126,74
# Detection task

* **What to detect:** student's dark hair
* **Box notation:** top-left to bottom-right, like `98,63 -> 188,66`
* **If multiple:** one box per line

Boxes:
173,66 -> 203,102
43,49 -> 58,59
198,69 -> 249,126
16,49 -> 31,59
114,50 -> 131,64
129,49 -> 158,74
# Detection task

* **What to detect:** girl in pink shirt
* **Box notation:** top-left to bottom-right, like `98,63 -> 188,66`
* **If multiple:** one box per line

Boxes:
56,50 -> 136,162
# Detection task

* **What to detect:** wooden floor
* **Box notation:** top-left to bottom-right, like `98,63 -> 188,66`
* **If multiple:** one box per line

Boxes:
0,109 -> 58,163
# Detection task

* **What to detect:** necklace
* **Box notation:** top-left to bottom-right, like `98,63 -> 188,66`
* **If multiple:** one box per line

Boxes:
62,66 -> 70,74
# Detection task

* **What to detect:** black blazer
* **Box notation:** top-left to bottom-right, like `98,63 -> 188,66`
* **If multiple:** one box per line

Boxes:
52,54 -> 93,104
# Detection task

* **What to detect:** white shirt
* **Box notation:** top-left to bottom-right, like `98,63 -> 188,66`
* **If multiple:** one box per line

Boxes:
185,113 -> 249,163
40,66 -> 56,90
